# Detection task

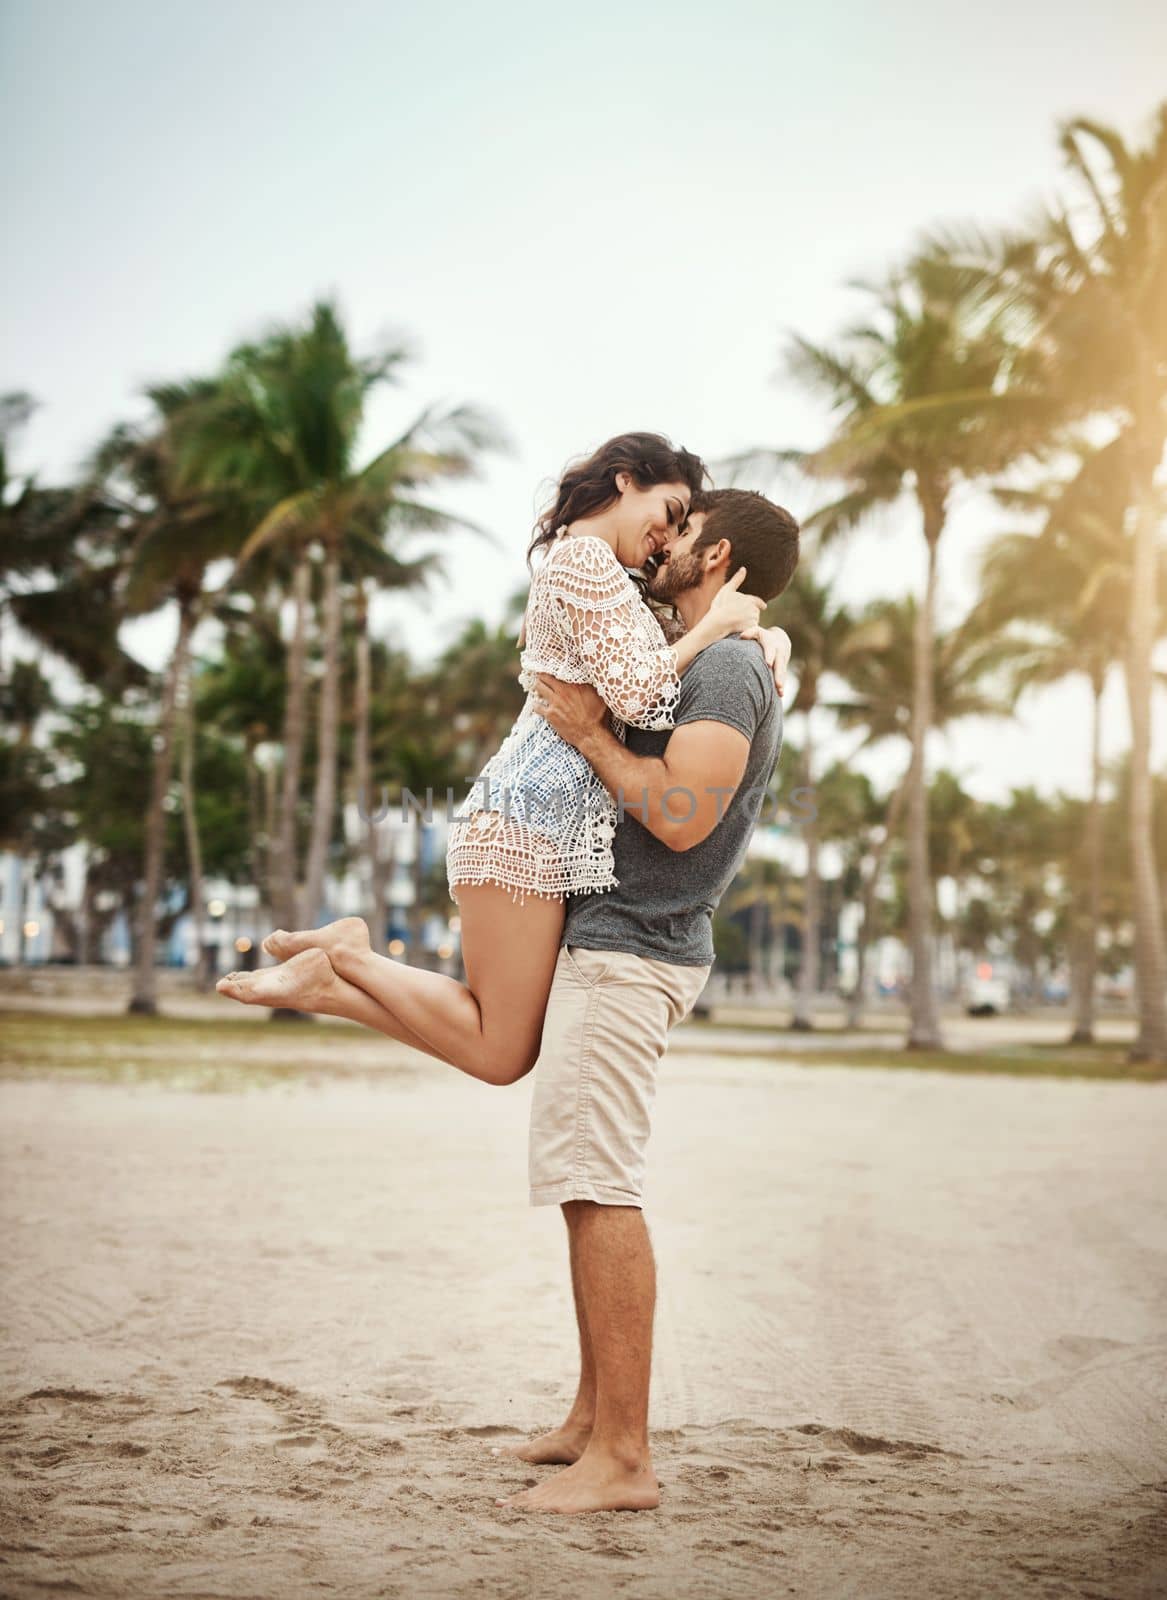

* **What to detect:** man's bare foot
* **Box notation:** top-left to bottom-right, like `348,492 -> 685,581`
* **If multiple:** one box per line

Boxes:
216,948 -> 337,1011
491,1422 -> 592,1465
262,915 -> 371,966
495,1446 -> 659,1514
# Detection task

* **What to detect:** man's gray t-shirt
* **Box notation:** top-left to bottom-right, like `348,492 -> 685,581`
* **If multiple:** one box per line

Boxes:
563,637 -> 783,966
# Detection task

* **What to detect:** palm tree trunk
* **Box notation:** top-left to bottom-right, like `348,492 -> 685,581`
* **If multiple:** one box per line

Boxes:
792,720 -> 819,1029
354,583 -> 388,952
128,595 -> 196,1014
179,647 -> 209,988
409,813 -> 428,966
303,539 -> 342,926
77,853 -> 93,967
11,856 -> 25,966
243,736 -> 268,913
262,756 -> 279,908
1126,474 -> 1167,1064
748,897 -> 766,992
275,551 -> 311,929
907,529 -> 943,1049
848,774 -> 908,1030
1069,677 -> 1104,1044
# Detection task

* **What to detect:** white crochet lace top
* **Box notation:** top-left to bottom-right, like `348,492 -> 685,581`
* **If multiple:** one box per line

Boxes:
446,528 -> 681,902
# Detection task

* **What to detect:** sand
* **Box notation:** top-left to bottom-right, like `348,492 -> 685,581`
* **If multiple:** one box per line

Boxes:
1,1033 -> 1164,1598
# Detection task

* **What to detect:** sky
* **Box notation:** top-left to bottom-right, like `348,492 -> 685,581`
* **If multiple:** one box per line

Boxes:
2,0 -> 1165,803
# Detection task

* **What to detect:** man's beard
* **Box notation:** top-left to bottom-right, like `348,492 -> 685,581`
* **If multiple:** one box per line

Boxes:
647,550 -> 703,603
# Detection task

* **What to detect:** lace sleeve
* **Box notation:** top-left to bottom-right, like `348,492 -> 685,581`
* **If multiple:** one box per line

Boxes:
545,536 -> 681,729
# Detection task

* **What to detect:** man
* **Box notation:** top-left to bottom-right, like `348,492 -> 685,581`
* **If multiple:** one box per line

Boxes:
494,486 -> 799,1514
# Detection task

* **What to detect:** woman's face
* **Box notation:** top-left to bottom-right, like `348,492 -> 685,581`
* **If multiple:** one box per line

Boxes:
613,472 -> 691,570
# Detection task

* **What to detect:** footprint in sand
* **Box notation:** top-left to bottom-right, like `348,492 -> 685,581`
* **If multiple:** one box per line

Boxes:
216,1377 -> 299,1401
1045,1333 -> 1129,1369
24,1388 -> 105,1404
791,1423 -> 957,1460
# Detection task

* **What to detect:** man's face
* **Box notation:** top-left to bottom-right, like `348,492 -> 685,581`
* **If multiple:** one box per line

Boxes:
646,509 -> 708,602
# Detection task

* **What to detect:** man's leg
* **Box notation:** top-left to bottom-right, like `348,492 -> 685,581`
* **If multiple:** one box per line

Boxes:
497,1199 -> 660,1513
505,949 -> 709,1512
564,1213 -> 600,1432
497,1205 -> 597,1464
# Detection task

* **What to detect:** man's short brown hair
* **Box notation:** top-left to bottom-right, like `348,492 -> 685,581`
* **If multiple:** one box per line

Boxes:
690,488 -> 800,603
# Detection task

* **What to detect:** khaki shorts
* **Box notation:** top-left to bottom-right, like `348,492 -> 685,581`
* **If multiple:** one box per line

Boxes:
528,945 -> 711,1209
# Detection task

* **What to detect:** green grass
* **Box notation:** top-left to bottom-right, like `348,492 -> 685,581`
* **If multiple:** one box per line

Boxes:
0,1009 -> 411,1091
1,1008 -> 1162,1088
692,1012 -> 901,1035
781,1042 -> 1164,1083
686,1025 -> 1161,1081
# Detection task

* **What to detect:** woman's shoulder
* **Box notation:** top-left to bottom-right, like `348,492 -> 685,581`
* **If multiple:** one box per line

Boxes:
545,530 -> 622,566
539,531 -> 631,591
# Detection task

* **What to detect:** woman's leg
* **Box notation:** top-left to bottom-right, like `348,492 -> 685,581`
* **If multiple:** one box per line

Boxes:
263,886 -> 565,1086
216,949 -> 462,1068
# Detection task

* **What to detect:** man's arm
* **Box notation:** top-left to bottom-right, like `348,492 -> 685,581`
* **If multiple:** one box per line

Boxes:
533,675 -> 749,852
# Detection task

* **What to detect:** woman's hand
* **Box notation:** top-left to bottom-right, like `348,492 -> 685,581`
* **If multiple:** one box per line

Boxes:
738,624 -> 792,696
704,567 -> 767,640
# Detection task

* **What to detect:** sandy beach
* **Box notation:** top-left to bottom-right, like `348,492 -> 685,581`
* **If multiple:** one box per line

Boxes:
1,1020 -> 1164,1598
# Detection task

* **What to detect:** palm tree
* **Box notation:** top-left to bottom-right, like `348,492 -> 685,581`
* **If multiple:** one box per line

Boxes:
721,854 -> 792,992
1,393 -> 146,694
809,761 -> 888,1021
176,650 -> 208,985
194,597 -> 287,911
971,788 -> 1066,1003
383,689 -> 462,966
944,107 -> 1167,1061
766,568 -> 854,1028
169,301 -> 502,930
349,539 -> 441,951
830,596 -> 1013,1026
766,256 -> 1026,1046
927,769 -> 986,993
838,773 -> 908,1030
977,442 -> 1159,1041
433,612 -> 527,783
0,657 -> 55,744
85,407 -> 250,1013
1043,116 -> 1167,1063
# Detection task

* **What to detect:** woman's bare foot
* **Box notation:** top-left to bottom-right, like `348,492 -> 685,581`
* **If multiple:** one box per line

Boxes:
491,1422 -> 592,1465
263,916 -> 371,966
216,948 -> 338,1011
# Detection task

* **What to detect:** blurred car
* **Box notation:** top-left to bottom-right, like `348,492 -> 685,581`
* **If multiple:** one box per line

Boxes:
966,974 -> 1010,1016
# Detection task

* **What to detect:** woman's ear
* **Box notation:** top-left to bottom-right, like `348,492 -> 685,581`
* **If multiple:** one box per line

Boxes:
615,470 -> 631,494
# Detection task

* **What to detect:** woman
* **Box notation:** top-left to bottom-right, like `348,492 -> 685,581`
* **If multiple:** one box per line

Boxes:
217,434 -> 788,1081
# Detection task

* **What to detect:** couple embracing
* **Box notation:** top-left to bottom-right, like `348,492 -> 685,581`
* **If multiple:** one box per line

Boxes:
218,432 -> 800,1515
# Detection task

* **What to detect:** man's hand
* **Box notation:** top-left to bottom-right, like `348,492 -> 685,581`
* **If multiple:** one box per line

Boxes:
532,674 -> 609,751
